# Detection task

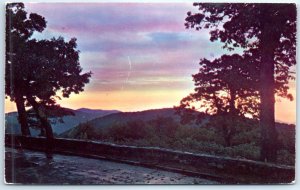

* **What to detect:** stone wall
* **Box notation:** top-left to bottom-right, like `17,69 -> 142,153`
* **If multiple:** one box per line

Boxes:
5,135 -> 295,184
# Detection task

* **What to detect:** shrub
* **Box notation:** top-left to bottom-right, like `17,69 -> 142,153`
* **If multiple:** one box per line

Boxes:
69,116 -> 294,165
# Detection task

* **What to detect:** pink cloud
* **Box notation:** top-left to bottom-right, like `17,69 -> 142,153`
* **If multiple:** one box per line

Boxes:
26,3 -> 193,35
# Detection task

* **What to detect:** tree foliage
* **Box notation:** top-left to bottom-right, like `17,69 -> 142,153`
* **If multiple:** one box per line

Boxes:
178,54 -> 260,117
22,37 -> 92,105
185,3 -> 296,99
6,3 -> 47,136
183,3 -> 296,162
6,3 -> 92,157
176,53 -> 260,146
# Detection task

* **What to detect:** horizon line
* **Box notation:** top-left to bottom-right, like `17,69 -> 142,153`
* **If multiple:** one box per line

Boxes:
5,106 -> 296,125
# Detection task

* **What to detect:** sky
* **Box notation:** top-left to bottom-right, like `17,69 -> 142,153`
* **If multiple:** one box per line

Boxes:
4,3 -> 296,124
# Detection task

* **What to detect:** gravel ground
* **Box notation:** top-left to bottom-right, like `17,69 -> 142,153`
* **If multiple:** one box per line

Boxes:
5,148 -> 218,185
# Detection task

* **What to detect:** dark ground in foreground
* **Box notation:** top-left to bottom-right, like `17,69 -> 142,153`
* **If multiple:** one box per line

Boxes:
5,148 -> 218,185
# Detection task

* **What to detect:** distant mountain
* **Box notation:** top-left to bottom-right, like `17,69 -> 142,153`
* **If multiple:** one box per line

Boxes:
5,108 -> 120,136
7,106 -> 294,142
76,108 -> 119,115
86,108 -> 180,129
60,107 -> 296,141
5,112 -> 25,135
60,108 -> 208,138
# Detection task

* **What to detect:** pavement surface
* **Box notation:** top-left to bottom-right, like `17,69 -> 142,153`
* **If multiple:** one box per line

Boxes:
5,148 -> 218,185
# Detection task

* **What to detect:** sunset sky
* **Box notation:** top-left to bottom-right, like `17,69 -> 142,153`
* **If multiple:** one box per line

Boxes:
5,3 -> 296,124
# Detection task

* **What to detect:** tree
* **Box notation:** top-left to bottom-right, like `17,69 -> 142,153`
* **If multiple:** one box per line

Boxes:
6,3 -> 92,158
176,54 -> 260,146
6,3 -> 46,136
26,106 -> 75,137
184,3 -> 296,162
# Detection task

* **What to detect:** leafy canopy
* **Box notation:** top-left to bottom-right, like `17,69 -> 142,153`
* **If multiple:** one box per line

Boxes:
185,3 -> 296,100
6,3 -> 91,118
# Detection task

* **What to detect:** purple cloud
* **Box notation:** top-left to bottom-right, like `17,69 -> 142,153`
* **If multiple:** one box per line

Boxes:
24,3 -> 236,97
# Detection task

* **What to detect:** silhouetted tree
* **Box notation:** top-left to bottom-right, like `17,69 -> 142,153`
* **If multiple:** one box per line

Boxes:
176,54 -> 260,146
26,107 -> 75,137
6,3 -> 92,158
184,3 -> 296,162
6,3 -> 46,136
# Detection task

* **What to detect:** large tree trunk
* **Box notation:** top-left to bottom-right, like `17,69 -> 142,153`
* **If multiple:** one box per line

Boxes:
259,18 -> 279,162
259,54 -> 277,162
222,90 -> 237,147
222,123 -> 232,147
27,96 -> 54,159
15,94 -> 31,136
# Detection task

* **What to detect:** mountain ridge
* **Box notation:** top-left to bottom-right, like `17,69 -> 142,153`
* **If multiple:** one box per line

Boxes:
60,107 -> 295,140
5,108 -> 121,136
5,107 -> 295,138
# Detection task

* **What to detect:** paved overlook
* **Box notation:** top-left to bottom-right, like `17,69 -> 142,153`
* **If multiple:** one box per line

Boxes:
5,148 -> 218,184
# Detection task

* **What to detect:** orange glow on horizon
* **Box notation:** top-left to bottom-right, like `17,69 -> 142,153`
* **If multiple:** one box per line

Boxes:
5,89 -> 191,113
4,85 -> 296,124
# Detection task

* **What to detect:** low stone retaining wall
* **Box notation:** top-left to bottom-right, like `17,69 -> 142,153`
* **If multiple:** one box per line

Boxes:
5,135 -> 295,184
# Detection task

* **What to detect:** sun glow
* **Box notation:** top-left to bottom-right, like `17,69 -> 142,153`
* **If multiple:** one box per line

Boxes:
5,83 -> 296,124
4,3 -> 296,125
